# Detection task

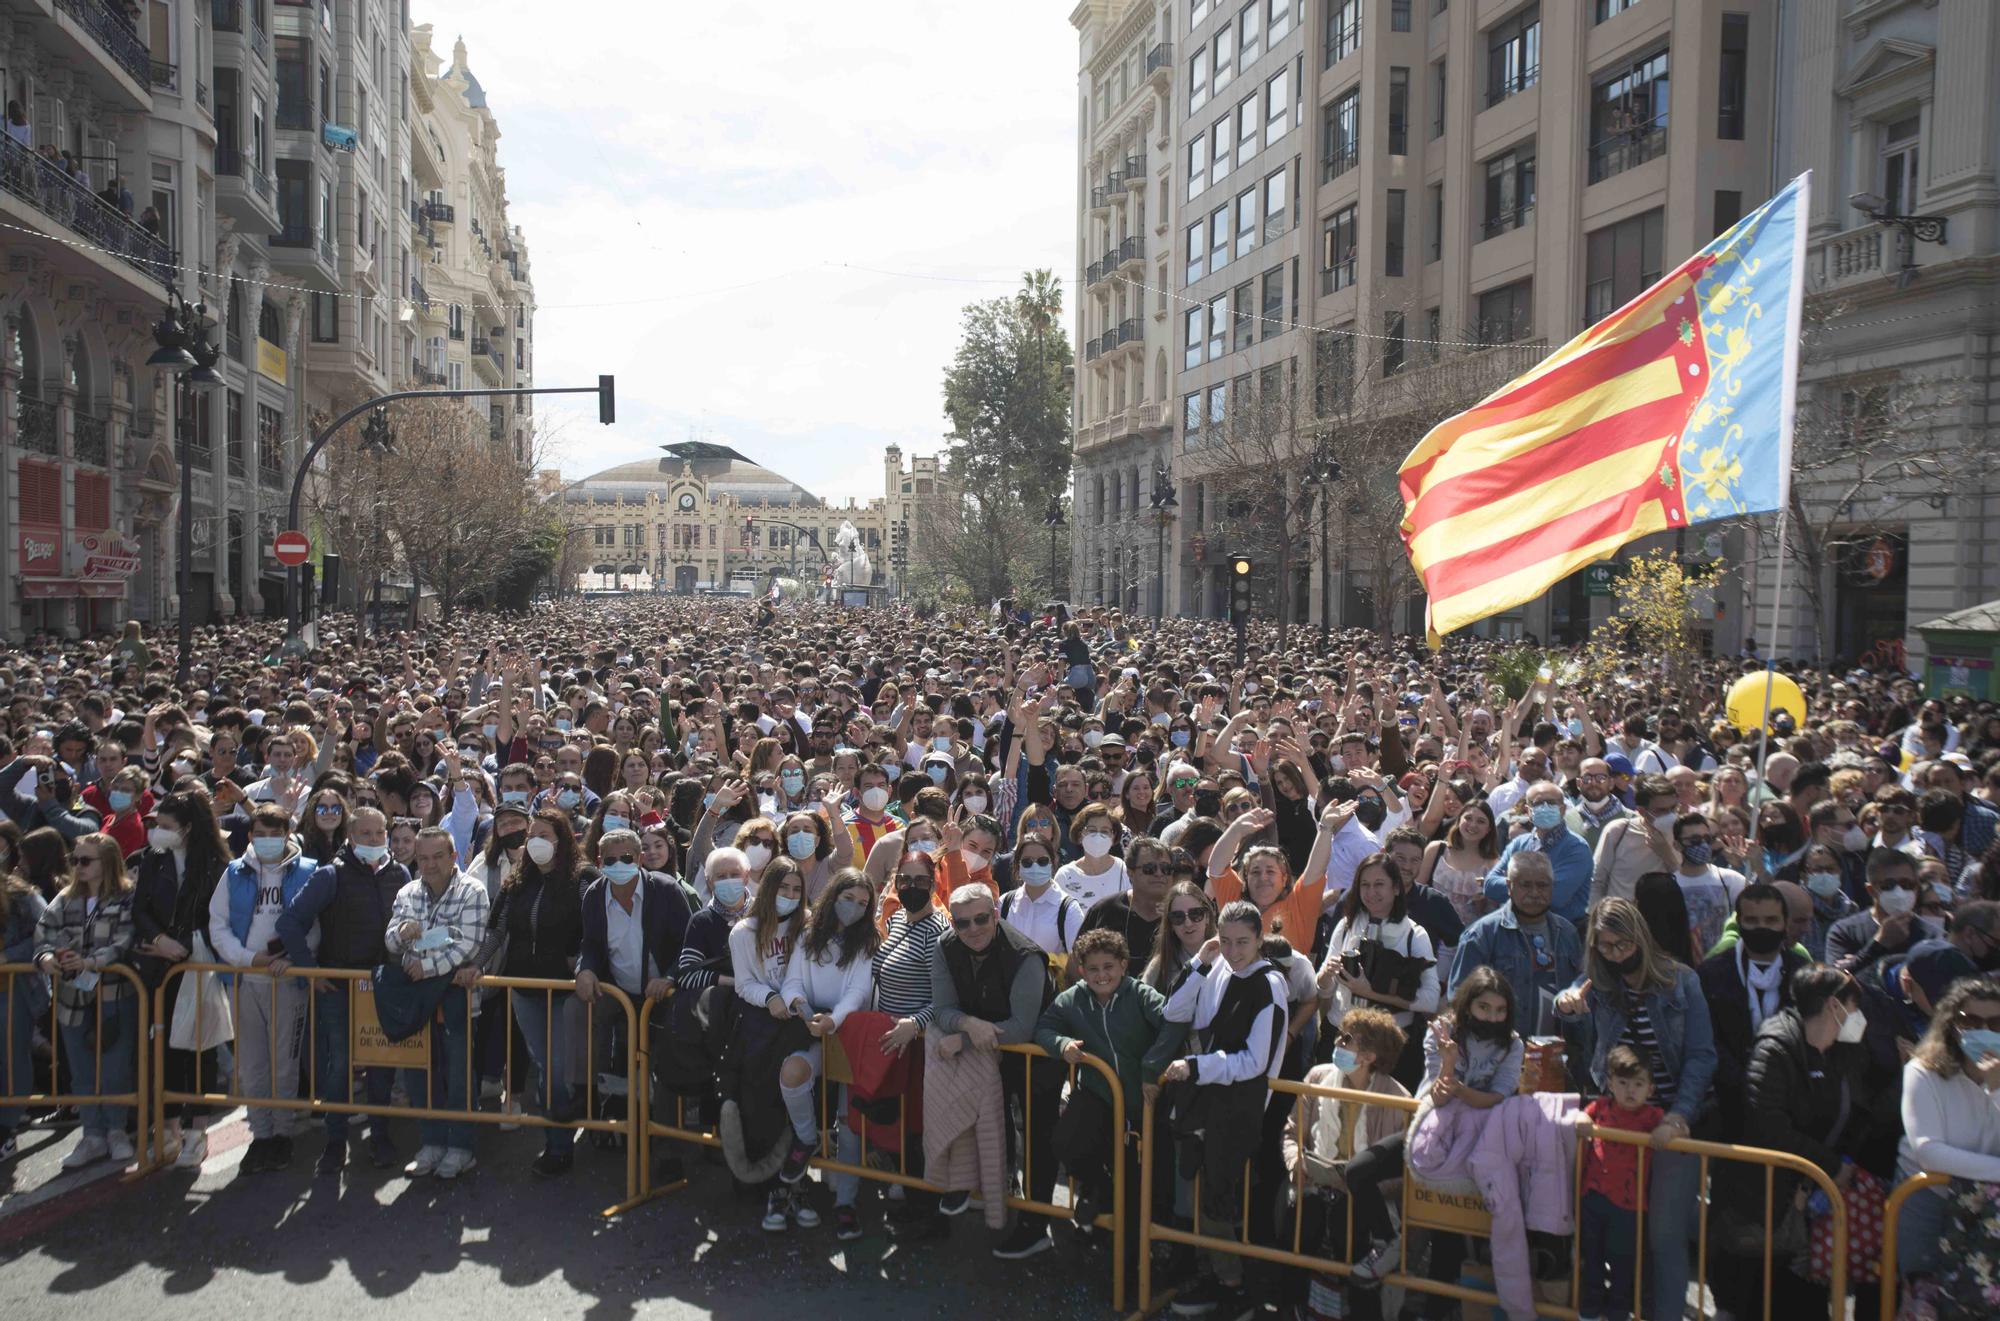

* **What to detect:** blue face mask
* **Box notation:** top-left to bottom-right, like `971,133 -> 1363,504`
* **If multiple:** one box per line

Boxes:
1530,803 -> 1563,831
1567,718 -> 1585,738
601,814 -> 629,833
774,895 -> 800,918
780,771 -> 805,794
502,789 -> 530,806
712,878 -> 747,908
927,765 -> 948,786
786,831 -> 818,860
1681,841 -> 1713,867
554,718 -> 573,733
482,724 -> 498,741
251,837 -> 286,862
702,792 -> 717,811
601,860 -> 640,884
1960,1028 -> 2000,1064
835,898 -> 868,927
108,789 -> 134,812
352,842 -> 390,864
1332,1046 -> 1360,1075
1019,862 -> 1054,887
557,789 -> 581,809
1170,730 -> 1191,748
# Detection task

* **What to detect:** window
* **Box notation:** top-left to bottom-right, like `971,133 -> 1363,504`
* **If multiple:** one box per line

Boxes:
226,390 -> 245,477
1486,6 -> 1539,105
1583,207 -> 1662,324
1208,294 -> 1228,359
1211,204 -> 1231,271
1718,14 -> 1748,140
1236,188 -> 1257,258
1383,311 -> 1406,377
1323,90 -> 1359,180
1713,189 -> 1743,238
1190,47 -> 1209,112
1477,280 -> 1533,343
1193,0 -> 1212,24
1212,114 -> 1234,184
1233,281 -> 1255,351
1424,306 -> 1442,360
1320,204 -> 1358,292
1213,27 -> 1234,94
310,291 -> 337,342
1186,219 -> 1207,284
1392,0 -> 1411,32
1265,68 -> 1288,146
1240,1 -> 1262,64
1589,49 -> 1669,183
276,35 -> 310,129
1427,181 -> 1444,262
148,163 -> 177,258
1263,168 -> 1288,241
1385,189 -> 1406,276
1325,0 -> 1361,66
1268,0 -> 1291,42
1208,382 -> 1228,434
1314,329 -> 1355,416
256,403 -> 285,477
1189,131 -> 1208,197
1882,115 -> 1920,217
275,159 -> 311,242
1184,392 -> 1203,445
1594,0 -> 1641,19
1430,59 -> 1446,138
1261,267 -> 1285,338
1481,146 -> 1536,237
1238,97 -> 1259,169
1388,67 -> 1409,155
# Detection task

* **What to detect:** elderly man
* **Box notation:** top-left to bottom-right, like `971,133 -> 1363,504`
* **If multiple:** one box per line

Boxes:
384,826 -> 490,1180
1483,782 -> 1594,924
1450,851 -> 1583,1038
1487,745 -> 1552,820
931,884 -> 1056,1258
1565,757 -> 1631,849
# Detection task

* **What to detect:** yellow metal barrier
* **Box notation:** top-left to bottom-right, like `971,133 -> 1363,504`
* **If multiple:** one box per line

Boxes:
151,962 -> 643,1213
0,962 -> 153,1177
633,996 -> 1128,1310
1133,1077 -> 1850,1321
1879,1170 -> 1952,1321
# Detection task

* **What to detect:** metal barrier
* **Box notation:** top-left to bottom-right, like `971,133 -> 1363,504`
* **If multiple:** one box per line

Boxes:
1134,1077 -> 1850,1321
151,962 -> 644,1213
633,996 -> 1129,1310
0,962 -> 154,1176
1879,1170 -> 1953,1321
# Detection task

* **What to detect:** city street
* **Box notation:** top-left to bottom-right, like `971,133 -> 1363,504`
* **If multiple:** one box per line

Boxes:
0,1112 -> 1122,1319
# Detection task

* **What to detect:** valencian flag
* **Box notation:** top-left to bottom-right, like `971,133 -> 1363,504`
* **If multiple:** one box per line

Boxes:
1399,172 -> 1810,644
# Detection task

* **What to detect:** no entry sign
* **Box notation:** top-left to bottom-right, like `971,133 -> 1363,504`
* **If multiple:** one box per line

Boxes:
273,530 -> 312,567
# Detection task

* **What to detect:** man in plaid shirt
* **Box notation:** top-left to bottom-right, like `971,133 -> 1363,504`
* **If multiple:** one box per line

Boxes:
383,826 -> 489,1179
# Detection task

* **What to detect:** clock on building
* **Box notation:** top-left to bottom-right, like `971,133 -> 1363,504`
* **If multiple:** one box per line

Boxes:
677,492 -> 696,511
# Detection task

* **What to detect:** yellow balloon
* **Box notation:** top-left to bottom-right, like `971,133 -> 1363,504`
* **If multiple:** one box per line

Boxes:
1725,671 -> 1807,734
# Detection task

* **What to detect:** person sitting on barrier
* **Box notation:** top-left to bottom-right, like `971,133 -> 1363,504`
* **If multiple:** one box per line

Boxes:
274,804 -> 411,1176
0,856 -> 49,1164
1576,1044 -> 1663,1321
209,804 -> 318,1175
1555,895 -> 1716,1321
931,881 -> 1060,1257
1895,975 -> 2000,1292
576,825 -> 689,1185
724,855 -> 808,1205
1281,1006 -> 1409,1321
384,825 -> 490,1180
130,788 -> 232,1170
1317,851 -> 1440,1089
677,845 -> 748,1001
1159,898 -> 1289,1320
769,866 -> 878,1232
33,831 -> 137,1170
1036,926 -> 1182,1235
1142,879 -> 1216,997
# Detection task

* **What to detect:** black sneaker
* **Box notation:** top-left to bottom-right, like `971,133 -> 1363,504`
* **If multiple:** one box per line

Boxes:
1209,1282 -> 1253,1321
885,1196 -> 925,1224
267,1136 -> 294,1170
834,1206 -> 863,1241
992,1221 -> 1053,1260
314,1140 -> 346,1178
239,1138 -> 274,1175
779,1136 -> 814,1184
531,1150 -> 573,1178
365,1131 -> 397,1169
937,1189 -> 971,1216
1071,1192 -> 1101,1232
888,1212 -> 949,1244
1169,1277 -> 1221,1315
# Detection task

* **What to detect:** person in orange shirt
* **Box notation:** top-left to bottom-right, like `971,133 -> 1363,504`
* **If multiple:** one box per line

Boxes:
1206,806 -> 1326,950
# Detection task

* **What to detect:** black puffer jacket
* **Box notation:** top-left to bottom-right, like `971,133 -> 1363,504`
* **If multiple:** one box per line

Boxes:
1741,1006 -> 1864,1204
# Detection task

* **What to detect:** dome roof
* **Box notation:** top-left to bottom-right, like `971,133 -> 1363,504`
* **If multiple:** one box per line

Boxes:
567,442 -> 818,507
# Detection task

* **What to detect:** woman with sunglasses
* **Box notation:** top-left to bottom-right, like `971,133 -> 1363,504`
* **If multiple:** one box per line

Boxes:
33,832 -> 138,1169
995,831 -> 1082,957
1896,977 -> 2000,1291
298,787 -> 349,864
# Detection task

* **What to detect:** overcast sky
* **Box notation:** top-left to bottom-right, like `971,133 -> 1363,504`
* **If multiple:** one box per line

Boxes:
415,1 -> 1078,504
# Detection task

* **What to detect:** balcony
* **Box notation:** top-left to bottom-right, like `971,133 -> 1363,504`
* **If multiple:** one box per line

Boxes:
410,273 -> 430,308
1089,186 -> 1113,213
448,324 -> 465,341
258,461 -> 282,490
51,0 -> 153,100
1,136 -> 172,291
422,199 -> 455,224
1145,42 -> 1173,84
410,360 -> 447,387
1588,116 -> 1667,184
1481,204 -> 1534,239
1085,258 -> 1106,287
1487,65 -> 1539,109
1817,225 -> 1886,291
1115,318 -> 1142,351
1324,20 -> 1362,69
1122,155 -> 1146,189
1117,235 -> 1143,269
214,144 -> 277,227
150,60 -> 178,93
268,218 -> 339,291
16,399 -> 59,456
1319,255 -> 1357,294
1321,145 -> 1358,184
1084,337 -> 1105,363
276,95 -> 314,133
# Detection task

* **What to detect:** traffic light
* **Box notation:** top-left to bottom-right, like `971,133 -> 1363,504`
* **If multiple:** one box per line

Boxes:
1228,555 -> 1254,629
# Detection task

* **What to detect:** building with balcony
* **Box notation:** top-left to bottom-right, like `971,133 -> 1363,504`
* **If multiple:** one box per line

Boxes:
408,28 -> 534,465
1069,0 -> 1181,616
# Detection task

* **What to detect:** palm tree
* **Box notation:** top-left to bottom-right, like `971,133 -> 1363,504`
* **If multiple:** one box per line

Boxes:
1014,268 -> 1063,382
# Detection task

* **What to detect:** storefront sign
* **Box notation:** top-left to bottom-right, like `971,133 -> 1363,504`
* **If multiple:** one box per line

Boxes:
257,338 -> 288,383
1583,562 -> 1624,597
17,528 -> 60,576
20,578 -> 127,600
75,532 -> 141,580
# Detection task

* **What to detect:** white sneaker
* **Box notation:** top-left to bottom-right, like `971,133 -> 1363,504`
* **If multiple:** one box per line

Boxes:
762,1190 -> 791,1232
498,1098 -> 523,1132
0,1134 -> 16,1162
791,1191 -> 821,1229
106,1131 -> 135,1164
1352,1237 -> 1400,1283
61,1134 -> 109,1170
405,1144 -> 445,1177
479,1078 -> 505,1103
175,1129 -> 209,1168
435,1148 -> 477,1180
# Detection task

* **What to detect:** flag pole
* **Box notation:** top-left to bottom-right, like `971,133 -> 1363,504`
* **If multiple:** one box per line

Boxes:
1750,504 -> 1791,843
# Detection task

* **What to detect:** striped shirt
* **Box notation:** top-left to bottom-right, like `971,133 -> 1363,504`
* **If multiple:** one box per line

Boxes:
1620,988 -> 1676,1108
873,908 -> 947,1027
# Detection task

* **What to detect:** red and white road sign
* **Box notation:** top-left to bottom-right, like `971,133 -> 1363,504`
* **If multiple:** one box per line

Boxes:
273,530 -> 312,567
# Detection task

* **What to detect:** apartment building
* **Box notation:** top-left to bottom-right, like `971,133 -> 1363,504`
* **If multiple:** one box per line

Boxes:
409,27 -> 534,463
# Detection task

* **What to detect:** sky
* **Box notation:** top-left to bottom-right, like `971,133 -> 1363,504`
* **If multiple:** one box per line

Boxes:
415,0 -> 1079,505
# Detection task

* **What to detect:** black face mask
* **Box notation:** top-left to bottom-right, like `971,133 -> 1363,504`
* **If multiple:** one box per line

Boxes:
1194,791 -> 1221,817
1606,951 -> 1645,978
1740,925 -> 1785,957
496,830 -> 526,851
1354,800 -> 1388,832
1464,1016 -> 1513,1043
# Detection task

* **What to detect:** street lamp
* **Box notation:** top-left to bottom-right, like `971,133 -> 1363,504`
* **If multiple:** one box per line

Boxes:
1149,465 -> 1178,624
358,407 -> 396,628
147,289 -> 223,689
1303,444 -> 1343,644
1043,494 -> 1067,600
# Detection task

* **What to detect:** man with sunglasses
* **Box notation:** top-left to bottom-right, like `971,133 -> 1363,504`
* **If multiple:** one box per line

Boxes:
1449,850 -> 1582,1039
1077,837 -> 1174,969
1827,849 -> 1940,972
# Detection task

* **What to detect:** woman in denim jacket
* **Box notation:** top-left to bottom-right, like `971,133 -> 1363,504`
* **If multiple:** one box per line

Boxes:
1556,896 -> 1716,1321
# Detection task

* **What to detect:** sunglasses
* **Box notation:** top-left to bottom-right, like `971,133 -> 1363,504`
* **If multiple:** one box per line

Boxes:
1957,1011 -> 2000,1033
601,853 -> 638,865
1168,908 -> 1207,926
1170,778 -> 1199,791
895,872 -> 931,886
1019,856 -> 1052,868
1134,862 -> 1168,876
951,912 -> 994,931
314,803 -> 343,816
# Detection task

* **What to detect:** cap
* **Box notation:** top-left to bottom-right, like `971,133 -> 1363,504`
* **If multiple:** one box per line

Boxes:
494,800 -> 533,822
1099,734 -> 1126,748
1603,752 -> 1636,776
1896,938 -> 1980,1005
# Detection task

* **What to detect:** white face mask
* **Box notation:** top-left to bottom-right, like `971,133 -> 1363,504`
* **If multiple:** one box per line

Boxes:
1876,886 -> 1916,915
1651,811 -> 1679,834
1842,825 -> 1869,852
524,837 -> 557,867
1080,832 -> 1113,859
743,842 -> 774,871
860,787 -> 890,813
961,793 -> 989,814
1836,1005 -> 1867,1044
961,848 -> 990,873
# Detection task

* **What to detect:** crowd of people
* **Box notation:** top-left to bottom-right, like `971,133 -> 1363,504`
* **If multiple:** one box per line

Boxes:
2,598 -> 2000,1321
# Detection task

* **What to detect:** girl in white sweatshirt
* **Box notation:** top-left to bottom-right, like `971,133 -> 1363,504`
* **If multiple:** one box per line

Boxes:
1897,977 -> 2000,1280
773,871 -> 879,1191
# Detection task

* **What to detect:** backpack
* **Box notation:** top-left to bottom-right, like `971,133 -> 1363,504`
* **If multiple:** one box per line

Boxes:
1000,888 -> 1080,952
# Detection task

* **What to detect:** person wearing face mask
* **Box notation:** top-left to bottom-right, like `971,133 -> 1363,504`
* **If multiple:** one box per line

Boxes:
1587,775 -> 1684,910
997,831 -> 1082,957
780,806 -> 854,904
773,757 -> 811,815
207,805 -> 318,1174
1482,782 -> 1594,925
277,805 -> 413,1175
842,763 -> 903,862
724,857 -> 812,1199
1896,976 -> 2000,1286
1667,813 -> 1746,955
1791,842 -> 1859,961
465,800 -> 532,1107
1698,885 -> 1809,1144
85,764 -> 149,859
1827,850 -> 1939,971
1733,967 -> 1883,1318
1564,758 -> 1632,851
1050,802 -> 1129,911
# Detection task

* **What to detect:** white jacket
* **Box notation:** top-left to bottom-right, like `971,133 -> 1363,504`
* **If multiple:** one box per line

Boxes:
780,937 -> 875,1029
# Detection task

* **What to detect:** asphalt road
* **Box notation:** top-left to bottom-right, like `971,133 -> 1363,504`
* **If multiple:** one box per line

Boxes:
0,1112 -> 1132,1320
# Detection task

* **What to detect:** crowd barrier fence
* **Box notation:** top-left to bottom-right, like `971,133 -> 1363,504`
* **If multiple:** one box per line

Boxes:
0,961 -> 154,1177
1878,1170 -> 1953,1321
